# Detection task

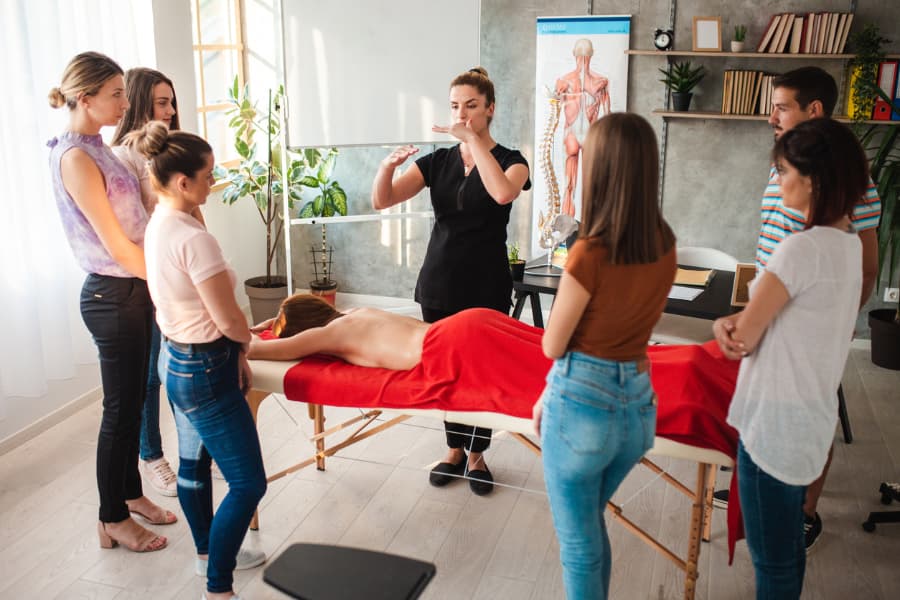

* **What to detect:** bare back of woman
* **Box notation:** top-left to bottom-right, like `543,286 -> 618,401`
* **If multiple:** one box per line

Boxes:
248,307 -> 429,370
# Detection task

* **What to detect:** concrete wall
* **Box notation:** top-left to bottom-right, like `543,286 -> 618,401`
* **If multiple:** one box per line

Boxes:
273,0 -> 899,333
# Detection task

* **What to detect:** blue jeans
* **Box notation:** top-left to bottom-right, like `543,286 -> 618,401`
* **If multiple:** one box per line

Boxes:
541,352 -> 656,600
165,339 -> 267,594
139,320 -> 164,461
737,441 -> 806,600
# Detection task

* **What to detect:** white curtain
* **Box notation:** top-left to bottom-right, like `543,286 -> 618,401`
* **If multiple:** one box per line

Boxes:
0,1 -> 156,418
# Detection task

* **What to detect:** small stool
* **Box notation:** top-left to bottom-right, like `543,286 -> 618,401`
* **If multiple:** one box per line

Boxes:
263,543 -> 436,599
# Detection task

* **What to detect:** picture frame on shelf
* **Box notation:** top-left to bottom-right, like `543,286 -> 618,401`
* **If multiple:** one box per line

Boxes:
692,16 -> 722,52
730,263 -> 756,307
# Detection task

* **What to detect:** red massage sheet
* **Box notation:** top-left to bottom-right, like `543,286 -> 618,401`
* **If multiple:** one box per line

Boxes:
279,309 -> 743,557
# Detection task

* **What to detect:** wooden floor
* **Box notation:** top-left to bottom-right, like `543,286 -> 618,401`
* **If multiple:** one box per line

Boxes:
0,347 -> 898,599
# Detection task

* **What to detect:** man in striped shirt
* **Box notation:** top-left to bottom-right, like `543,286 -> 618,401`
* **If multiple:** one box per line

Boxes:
714,66 -> 881,551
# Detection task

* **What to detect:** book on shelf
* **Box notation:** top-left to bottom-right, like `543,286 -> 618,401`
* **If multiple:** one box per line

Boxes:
721,70 -> 768,116
873,61 -> 899,121
893,69 -> 900,122
846,66 -> 872,120
757,14 -> 782,52
754,11 -> 853,54
789,16 -> 804,54
814,12 -> 826,53
773,14 -> 794,53
803,13 -> 815,53
837,13 -> 853,53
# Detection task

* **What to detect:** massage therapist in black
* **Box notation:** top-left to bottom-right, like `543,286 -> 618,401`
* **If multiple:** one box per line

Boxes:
372,67 -> 531,495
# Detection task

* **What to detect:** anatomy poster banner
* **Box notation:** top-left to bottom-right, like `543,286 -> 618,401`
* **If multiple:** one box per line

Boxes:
532,15 -> 630,258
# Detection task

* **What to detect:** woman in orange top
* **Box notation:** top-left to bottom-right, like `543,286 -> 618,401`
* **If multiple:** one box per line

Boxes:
533,113 -> 677,599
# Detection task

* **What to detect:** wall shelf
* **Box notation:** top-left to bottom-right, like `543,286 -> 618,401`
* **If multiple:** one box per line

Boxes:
652,110 -> 900,125
627,50 -> 900,59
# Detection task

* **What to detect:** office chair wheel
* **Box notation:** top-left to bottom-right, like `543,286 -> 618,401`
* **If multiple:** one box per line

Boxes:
862,520 -> 876,533
879,482 -> 900,505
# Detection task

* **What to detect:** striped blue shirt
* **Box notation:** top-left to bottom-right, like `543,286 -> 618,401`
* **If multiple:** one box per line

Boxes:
756,166 -> 881,270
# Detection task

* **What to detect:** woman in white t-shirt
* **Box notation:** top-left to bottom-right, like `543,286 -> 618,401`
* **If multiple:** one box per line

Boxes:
130,122 -> 266,600
714,118 -> 868,599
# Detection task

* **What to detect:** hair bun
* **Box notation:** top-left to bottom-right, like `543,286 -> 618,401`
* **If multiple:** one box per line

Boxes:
468,66 -> 489,78
47,87 -> 67,109
129,121 -> 170,158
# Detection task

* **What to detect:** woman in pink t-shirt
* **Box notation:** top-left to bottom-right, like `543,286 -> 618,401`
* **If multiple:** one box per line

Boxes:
131,122 -> 266,600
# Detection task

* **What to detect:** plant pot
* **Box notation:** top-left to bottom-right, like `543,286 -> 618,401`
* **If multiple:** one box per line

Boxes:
869,309 -> 900,370
730,41 -> 745,52
510,260 -> 526,281
245,276 -> 288,324
310,279 -> 338,306
671,92 -> 693,112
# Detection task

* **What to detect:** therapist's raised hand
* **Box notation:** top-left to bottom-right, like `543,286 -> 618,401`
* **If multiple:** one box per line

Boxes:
432,120 -> 477,143
381,145 -> 419,169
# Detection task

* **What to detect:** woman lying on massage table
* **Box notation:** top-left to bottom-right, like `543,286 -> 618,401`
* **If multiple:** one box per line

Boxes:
248,294 -> 430,369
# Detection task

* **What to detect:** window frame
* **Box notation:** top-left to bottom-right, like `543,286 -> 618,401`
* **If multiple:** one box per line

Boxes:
191,0 -> 247,189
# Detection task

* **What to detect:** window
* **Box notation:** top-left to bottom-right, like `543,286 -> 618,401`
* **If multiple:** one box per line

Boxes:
190,0 -> 245,165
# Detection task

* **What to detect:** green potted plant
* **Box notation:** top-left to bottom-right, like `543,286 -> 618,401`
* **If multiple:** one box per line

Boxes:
214,77 -> 308,322
848,25 -> 900,368
508,242 -> 525,281
296,148 -> 347,303
859,109 -> 900,369
659,61 -> 706,111
731,25 -> 747,52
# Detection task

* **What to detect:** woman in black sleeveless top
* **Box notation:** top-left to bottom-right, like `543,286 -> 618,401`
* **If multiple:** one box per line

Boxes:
372,67 -> 531,495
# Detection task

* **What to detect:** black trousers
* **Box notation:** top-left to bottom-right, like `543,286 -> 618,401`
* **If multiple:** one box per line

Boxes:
80,274 -> 153,522
420,305 -> 493,453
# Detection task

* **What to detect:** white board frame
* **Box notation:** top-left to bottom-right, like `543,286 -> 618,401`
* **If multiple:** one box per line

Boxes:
280,0 -> 481,149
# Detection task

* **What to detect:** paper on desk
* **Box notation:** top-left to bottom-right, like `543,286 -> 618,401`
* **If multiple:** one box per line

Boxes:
668,285 -> 704,301
675,268 -> 714,286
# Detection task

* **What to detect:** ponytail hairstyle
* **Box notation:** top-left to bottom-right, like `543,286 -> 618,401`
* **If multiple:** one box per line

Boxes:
112,67 -> 180,145
771,118 -> 867,228
48,51 -> 123,110
450,66 -> 496,124
125,121 -> 212,190
579,113 -> 675,264
273,294 -> 344,338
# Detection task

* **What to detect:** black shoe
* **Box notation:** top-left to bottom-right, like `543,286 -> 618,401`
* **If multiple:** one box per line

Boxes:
804,512 -> 822,552
468,467 -> 494,496
712,489 -> 729,509
429,455 -> 466,487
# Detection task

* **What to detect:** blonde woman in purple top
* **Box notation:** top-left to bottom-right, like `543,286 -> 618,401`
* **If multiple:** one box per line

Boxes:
48,51 -> 172,553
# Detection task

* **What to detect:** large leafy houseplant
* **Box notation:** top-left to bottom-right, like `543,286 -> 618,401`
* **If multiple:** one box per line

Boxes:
848,26 -> 900,324
214,77 -> 306,287
847,24 -> 900,368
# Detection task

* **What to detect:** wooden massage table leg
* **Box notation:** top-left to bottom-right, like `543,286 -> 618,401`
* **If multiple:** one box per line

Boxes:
702,464 -> 716,543
684,462 -> 712,600
309,404 -> 326,470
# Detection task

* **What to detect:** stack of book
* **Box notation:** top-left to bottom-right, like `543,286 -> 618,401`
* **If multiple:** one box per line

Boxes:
756,12 -> 853,54
722,70 -> 774,115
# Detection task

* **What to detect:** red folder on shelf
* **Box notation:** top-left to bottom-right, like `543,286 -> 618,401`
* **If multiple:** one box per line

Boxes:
874,61 -> 899,121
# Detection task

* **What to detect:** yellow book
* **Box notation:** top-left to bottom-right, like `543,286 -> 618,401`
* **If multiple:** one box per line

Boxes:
675,268 -> 714,287
846,65 -> 870,119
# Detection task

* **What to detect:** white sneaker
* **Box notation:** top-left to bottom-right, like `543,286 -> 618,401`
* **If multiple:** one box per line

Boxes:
196,547 -> 267,576
140,457 -> 178,497
201,595 -> 242,600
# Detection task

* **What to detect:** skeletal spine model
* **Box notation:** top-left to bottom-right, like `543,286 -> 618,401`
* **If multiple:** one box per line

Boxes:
537,94 -> 562,249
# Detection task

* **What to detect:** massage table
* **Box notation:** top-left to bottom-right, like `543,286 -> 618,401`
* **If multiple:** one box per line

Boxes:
245,312 -> 739,600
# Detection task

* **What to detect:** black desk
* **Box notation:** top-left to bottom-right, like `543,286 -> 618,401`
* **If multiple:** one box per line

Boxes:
512,260 -> 738,327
